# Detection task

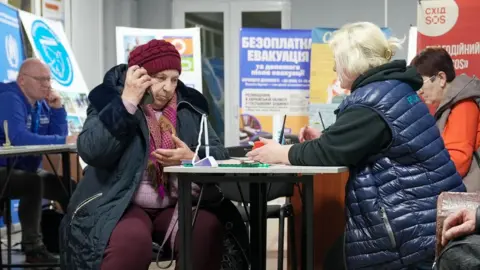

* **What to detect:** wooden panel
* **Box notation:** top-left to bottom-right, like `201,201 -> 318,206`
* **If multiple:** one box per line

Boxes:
288,172 -> 349,270
42,153 -> 81,182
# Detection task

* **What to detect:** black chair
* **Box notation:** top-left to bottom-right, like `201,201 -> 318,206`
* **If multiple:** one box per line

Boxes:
222,140 -> 299,270
248,133 -> 300,145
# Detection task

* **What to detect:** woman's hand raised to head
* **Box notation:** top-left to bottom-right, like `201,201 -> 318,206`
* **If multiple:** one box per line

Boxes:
121,65 -> 153,106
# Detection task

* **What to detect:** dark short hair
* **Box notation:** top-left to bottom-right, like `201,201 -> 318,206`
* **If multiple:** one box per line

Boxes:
410,47 -> 456,82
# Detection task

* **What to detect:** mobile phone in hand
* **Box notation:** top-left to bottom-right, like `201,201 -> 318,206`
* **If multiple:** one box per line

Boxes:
139,87 -> 153,105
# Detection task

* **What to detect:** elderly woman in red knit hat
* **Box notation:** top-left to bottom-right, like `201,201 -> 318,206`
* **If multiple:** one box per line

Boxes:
59,40 -> 249,270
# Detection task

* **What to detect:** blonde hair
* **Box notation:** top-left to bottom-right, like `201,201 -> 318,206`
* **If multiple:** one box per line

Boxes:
329,22 -> 404,84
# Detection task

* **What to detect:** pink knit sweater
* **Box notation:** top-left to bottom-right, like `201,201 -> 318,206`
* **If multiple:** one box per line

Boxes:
123,100 -> 177,209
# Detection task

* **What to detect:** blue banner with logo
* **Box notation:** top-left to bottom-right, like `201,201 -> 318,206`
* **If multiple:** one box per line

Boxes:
0,4 -> 25,83
31,19 -> 74,87
239,28 -> 311,145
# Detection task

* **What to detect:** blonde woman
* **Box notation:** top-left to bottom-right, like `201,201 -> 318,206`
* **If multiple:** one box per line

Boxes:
247,22 -> 465,269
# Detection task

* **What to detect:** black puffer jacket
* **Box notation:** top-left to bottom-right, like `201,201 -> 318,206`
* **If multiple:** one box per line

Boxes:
59,64 -> 231,269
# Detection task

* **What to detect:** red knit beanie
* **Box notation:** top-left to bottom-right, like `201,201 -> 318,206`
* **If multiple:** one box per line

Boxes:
128,39 -> 181,75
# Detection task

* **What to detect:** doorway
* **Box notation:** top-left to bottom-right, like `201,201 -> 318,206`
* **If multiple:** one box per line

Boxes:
173,0 -> 291,146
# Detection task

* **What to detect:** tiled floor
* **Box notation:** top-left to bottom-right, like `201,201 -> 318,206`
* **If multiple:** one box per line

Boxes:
1,218 -> 287,270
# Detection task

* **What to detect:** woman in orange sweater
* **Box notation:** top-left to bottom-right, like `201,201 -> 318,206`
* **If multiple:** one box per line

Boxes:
411,48 -> 480,191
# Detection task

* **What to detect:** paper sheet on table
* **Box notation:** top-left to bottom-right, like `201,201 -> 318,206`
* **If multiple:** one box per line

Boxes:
221,158 -> 264,165
79,158 -> 87,169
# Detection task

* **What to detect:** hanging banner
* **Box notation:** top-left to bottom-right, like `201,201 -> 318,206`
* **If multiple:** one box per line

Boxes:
19,10 -> 89,138
239,28 -> 311,145
0,4 -> 25,83
408,26 -> 418,64
0,2 -> 23,226
18,11 -> 88,94
308,27 -> 391,131
116,26 -> 203,92
41,0 -> 64,24
417,0 -> 479,76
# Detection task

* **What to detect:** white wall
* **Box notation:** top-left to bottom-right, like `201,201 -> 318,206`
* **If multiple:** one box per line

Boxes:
69,0 -> 418,91
101,0 -> 173,76
69,0 -> 104,90
103,0 -> 138,73
137,0 -> 172,29
387,0 -> 418,61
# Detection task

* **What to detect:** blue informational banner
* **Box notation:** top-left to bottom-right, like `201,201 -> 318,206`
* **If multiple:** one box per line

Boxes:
0,4 -> 23,226
238,28 -> 311,145
240,28 -> 311,105
311,27 -> 391,43
0,3 -> 25,83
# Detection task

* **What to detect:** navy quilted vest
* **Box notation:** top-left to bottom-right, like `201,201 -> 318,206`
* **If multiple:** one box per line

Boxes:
337,79 -> 466,269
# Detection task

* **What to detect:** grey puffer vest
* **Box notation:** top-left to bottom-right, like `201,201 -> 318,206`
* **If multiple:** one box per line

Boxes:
435,74 -> 480,192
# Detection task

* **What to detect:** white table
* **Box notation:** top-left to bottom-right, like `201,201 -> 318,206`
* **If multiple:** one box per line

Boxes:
0,144 -> 77,268
165,165 -> 348,270
0,144 -> 77,157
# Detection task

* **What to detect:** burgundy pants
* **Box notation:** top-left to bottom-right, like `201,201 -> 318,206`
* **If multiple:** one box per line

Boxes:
101,205 -> 224,270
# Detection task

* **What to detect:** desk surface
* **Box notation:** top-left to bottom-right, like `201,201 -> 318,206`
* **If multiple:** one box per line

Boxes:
164,164 -> 348,175
0,144 -> 77,157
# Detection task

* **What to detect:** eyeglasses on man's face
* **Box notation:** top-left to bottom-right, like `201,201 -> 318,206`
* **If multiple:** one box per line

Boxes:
22,73 -> 52,83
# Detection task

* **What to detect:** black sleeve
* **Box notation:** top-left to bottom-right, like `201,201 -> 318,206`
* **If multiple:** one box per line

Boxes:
77,99 -> 138,169
288,107 -> 392,166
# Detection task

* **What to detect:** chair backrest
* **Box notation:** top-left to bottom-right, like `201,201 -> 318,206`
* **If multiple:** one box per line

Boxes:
219,181 -> 295,203
223,146 -> 295,203
227,145 -> 252,157
249,134 -> 300,144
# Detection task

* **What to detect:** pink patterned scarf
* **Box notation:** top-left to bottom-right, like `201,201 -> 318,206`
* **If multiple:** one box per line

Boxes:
142,93 -> 177,197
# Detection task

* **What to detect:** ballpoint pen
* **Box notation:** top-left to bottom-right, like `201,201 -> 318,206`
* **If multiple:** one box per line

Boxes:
278,114 -> 287,144
318,111 -> 326,130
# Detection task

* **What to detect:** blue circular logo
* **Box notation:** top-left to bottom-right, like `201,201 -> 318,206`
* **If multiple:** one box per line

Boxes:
31,20 -> 73,87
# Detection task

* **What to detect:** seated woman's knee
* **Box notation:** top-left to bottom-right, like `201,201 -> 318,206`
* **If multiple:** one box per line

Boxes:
194,209 -> 224,239
108,215 -> 152,256
102,225 -> 152,270
121,228 -> 152,251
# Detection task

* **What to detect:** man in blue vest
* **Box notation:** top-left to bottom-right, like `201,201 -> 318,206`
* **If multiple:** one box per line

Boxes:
0,58 -> 77,263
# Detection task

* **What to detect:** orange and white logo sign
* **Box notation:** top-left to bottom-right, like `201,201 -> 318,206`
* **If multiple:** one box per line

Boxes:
164,37 -> 193,56
417,0 -> 459,37
417,0 -> 480,77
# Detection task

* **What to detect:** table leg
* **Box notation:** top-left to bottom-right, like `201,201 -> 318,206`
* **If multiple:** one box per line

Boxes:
249,182 -> 267,270
178,175 -> 192,270
301,176 -> 314,270
61,152 -> 71,196
4,158 -> 14,269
